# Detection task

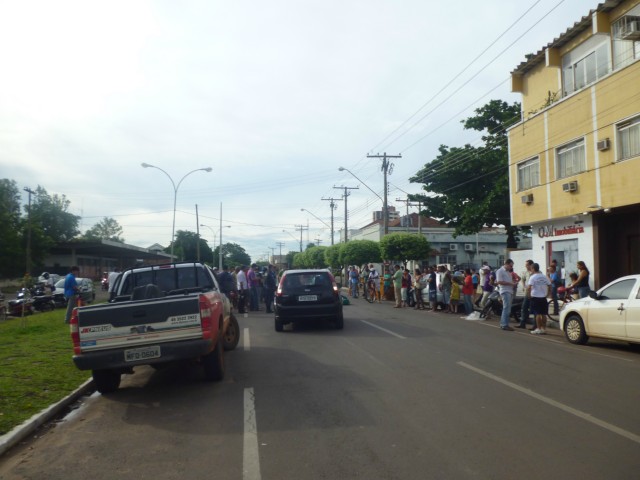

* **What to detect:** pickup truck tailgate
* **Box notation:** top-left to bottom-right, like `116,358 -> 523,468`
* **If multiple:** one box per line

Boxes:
76,295 -> 203,352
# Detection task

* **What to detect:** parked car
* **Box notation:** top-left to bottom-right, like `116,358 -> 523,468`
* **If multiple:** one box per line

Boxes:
53,277 -> 96,305
559,274 -> 640,345
274,269 -> 343,331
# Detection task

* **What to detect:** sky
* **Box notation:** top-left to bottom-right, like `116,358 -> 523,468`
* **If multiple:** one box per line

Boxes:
0,0 -> 593,261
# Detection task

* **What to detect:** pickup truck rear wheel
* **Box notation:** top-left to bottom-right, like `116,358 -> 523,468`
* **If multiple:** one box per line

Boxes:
223,314 -> 240,351
92,369 -> 121,394
203,334 -> 225,381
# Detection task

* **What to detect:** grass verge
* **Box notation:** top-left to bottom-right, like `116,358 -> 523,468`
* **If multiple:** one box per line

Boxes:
0,309 -> 90,435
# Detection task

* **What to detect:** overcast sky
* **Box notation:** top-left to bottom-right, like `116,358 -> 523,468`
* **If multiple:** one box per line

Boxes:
0,0 -> 591,261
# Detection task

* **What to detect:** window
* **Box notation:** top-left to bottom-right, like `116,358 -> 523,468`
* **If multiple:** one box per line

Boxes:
517,157 -> 540,191
617,116 -> 640,161
440,255 -> 456,265
556,139 -> 586,179
599,279 -> 635,300
562,38 -> 610,96
612,12 -> 640,70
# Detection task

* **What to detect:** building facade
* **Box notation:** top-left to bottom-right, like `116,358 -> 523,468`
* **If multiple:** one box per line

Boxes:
508,0 -> 640,288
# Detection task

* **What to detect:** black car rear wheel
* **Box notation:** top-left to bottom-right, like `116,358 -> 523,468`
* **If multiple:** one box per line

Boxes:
275,316 -> 284,332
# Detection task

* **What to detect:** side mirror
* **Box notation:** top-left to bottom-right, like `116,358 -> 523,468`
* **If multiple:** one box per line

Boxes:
588,290 -> 598,300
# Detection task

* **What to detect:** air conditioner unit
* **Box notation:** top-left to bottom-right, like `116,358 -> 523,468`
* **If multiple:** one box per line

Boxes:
621,18 -> 640,41
464,244 -> 474,251
521,193 -> 534,204
597,138 -> 610,151
449,244 -> 458,251
562,181 -> 578,193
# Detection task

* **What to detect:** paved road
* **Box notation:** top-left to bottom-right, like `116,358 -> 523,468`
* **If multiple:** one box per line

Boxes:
1,299 -> 639,479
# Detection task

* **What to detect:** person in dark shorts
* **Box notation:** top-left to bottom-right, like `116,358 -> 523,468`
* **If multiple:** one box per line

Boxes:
526,263 -> 552,335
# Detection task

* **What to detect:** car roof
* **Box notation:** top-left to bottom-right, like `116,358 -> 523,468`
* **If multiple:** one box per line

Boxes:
282,269 -> 331,275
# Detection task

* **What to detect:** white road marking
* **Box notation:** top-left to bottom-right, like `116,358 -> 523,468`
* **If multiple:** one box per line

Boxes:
244,327 -> 251,351
243,387 -> 261,480
458,361 -> 640,445
360,320 -> 406,339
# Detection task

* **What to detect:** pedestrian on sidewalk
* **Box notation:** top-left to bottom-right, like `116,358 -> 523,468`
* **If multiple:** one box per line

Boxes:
527,263 -> 552,334
462,269 -> 475,315
392,265 -> 402,308
496,259 -> 516,331
517,260 -> 534,329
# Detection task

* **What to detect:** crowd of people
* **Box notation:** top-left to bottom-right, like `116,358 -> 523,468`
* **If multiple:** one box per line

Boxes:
345,259 -> 592,335
214,263 -> 279,314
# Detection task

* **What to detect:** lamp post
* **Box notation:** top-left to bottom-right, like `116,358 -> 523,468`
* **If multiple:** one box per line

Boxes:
200,223 -> 231,267
141,163 -> 212,259
338,166 -> 385,236
300,208 -> 332,245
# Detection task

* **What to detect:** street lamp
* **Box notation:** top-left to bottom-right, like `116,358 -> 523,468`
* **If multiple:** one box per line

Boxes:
338,166 -> 387,237
141,163 -> 212,259
200,223 -> 231,267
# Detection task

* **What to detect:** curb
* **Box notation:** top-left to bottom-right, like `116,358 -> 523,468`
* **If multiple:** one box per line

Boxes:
0,378 -> 94,457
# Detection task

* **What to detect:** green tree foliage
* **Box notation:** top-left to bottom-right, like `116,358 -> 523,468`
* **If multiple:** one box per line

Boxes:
84,217 -> 125,242
0,179 -> 24,277
213,242 -> 251,268
409,99 -> 521,247
324,244 -> 343,271
341,240 -> 381,268
292,246 -> 329,268
29,186 -> 80,243
172,230 -> 213,262
380,233 -> 431,266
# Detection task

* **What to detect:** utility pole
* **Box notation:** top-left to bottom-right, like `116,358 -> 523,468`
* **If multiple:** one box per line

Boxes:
333,185 -> 358,242
276,242 -> 285,259
321,197 -> 342,245
367,152 -> 401,236
314,238 -> 322,246
294,224 -> 308,252
396,197 -> 411,232
195,204 -> 200,262
268,246 -> 276,263
23,187 -> 36,275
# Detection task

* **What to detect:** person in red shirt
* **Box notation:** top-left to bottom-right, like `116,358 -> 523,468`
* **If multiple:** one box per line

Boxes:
462,269 -> 475,315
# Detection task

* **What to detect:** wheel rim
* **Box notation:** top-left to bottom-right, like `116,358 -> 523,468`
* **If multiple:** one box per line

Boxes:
225,323 -> 237,343
566,318 -> 582,341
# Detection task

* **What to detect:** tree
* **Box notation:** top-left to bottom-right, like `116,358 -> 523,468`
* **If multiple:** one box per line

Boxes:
84,217 -> 125,242
379,233 -> 431,267
171,230 -> 213,262
0,179 -> 24,277
294,246 -> 328,268
409,99 -> 521,248
341,240 -> 381,268
214,242 -> 251,268
29,186 -> 80,243
324,244 -> 343,271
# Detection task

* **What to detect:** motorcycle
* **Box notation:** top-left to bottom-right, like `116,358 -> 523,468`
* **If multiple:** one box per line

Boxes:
479,291 -> 523,322
8,288 -> 35,317
29,283 -> 56,312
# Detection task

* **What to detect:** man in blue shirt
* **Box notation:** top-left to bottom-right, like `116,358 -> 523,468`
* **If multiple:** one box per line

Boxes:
64,266 -> 80,324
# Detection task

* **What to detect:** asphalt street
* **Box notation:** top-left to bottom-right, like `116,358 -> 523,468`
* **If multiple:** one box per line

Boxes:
1,297 -> 639,479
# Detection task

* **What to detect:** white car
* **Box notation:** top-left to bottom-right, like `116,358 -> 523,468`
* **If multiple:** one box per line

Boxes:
559,274 -> 640,345
53,277 -> 96,305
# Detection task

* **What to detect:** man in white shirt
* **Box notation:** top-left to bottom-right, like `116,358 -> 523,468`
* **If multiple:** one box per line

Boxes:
527,263 -> 552,335
236,266 -> 248,314
368,264 -> 381,303
495,259 -> 516,331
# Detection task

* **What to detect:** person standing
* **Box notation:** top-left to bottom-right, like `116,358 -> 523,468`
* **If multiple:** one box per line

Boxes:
495,259 -> 516,331
427,266 -> 437,311
218,265 -> 234,297
413,268 -> 425,310
246,264 -> 259,311
439,265 -> 452,313
263,265 -> 277,314
349,266 -> 359,298
462,269 -> 475,315
236,265 -> 248,314
107,268 -> 120,301
392,265 -> 403,308
64,266 -> 80,324
368,264 -> 381,303
383,267 -> 391,300
401,268 -> 412,307
568,261 -> 591,298
517,260 -> 534,329
528,263 -> 552,334
547,264 -> 561,315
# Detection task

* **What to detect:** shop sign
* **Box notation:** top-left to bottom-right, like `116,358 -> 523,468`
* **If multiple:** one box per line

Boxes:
538,224 -> 584,238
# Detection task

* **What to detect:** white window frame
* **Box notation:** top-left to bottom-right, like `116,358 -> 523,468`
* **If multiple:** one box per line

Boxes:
562,36 -> 610,96
617,115 -> 640,162
517,157 -> 540,191
556,139 -> 586,179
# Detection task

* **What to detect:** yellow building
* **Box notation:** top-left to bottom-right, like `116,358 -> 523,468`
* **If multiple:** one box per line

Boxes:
508,0 -> 640,288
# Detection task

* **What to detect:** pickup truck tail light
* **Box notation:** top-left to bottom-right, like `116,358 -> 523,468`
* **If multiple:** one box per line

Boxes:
70,308 -> 81,354
199,294 -> 213,340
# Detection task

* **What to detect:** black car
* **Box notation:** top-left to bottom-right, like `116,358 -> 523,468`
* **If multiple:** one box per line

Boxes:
274,269 -> 343,331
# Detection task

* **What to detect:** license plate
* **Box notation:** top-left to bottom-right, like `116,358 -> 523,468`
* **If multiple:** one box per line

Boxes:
298,295 -> 318,301
125,345 -> 161,362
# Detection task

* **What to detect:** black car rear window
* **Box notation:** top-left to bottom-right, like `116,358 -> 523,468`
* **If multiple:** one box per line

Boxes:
283,273 -> 331,291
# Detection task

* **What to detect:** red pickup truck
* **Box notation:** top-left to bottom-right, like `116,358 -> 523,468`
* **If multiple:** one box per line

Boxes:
70,262 -> 239,393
